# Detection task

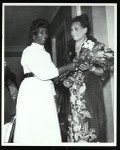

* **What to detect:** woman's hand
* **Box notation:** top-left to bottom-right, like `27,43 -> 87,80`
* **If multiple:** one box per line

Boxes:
67,61 -> 78,71
79,62 -> 92,71
58,61 -> 78,76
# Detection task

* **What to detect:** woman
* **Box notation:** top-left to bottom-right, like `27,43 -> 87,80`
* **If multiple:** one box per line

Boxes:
13,18 -> 77,145
62,14 -> 114,142
4,61 -> 18,124
4,61 -> 18,142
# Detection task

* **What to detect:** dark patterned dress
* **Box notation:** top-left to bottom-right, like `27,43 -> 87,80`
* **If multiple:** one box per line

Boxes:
62,36 -> 113,142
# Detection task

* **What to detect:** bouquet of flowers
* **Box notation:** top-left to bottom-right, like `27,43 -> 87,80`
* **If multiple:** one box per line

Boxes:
54,40 -> 114,84
74,40 -> 114,71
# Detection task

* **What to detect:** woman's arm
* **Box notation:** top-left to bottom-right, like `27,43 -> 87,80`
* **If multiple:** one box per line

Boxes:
79,62 -> 104,76
53,61 -> 78,84
58,61 -> 78,75
89,65 -> 104,76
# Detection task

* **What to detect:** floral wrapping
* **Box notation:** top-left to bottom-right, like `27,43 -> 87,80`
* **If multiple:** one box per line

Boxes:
61,38 -> 114,142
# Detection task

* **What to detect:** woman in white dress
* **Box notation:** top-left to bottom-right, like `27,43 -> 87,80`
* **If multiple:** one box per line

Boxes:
13,18 -> 77,145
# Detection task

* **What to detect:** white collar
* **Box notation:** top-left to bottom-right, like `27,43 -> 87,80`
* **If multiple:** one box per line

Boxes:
31,42 -> 45,50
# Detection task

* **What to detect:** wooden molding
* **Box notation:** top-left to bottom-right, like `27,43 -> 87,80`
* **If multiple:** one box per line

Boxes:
5,51 -> 22,57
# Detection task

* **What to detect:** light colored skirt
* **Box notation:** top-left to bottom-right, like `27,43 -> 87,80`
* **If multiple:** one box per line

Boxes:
13,77 -> 61,145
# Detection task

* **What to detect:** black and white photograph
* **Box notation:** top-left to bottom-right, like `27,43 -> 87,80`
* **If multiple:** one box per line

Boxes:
1,3 -> 117,146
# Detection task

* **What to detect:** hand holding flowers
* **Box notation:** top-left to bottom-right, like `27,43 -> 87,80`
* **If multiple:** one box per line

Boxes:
67,61 -> 79,71
73,40 -> 114,72
54,39 -> 114,85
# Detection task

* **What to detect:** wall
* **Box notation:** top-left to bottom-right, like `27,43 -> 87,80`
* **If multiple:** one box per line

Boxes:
106,6 -> 115,105
5,46 -> 25,86
50,6 -> 72,66
4,6 -> 60,47
92,6 -> 114,142
81,6 -> 93,36
105,6 -> 116,143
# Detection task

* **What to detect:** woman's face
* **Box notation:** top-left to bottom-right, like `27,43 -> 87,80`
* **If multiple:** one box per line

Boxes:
71,21 -> 87,42
34,27 -> 48,45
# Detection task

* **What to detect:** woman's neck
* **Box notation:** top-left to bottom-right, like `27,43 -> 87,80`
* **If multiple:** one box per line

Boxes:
75,35 -> 87,57
76,35 -> 87,44
33,40 -> 44,46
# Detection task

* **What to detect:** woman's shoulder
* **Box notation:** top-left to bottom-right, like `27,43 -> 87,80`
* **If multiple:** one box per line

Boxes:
87,36 -> 98,43
21,46 -> 31,57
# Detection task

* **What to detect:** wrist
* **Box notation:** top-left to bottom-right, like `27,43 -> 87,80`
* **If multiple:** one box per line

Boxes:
89,66 -> 104,76
66,63 -> 72,71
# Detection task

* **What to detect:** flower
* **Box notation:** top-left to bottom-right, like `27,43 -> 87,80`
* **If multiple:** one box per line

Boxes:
96,51 -> 105,58
63,80 -> 72,88
83,40 -> 95,50
74,132 -> 79,141
70,94 -> 76,103
73,116 -> 79,125
79,83 -> 86,94
76,100 -> 82,105
80,110 -> 92,119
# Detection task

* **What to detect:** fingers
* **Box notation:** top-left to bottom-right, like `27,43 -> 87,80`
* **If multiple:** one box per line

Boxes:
83,49 -> 90,54
70,61 -> 92,71
79,64 -> 87,71
79,62 -> 92,71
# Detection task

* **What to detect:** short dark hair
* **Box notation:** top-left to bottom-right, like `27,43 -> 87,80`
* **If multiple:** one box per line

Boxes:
71,14 -> 91,35
29,18 -> 49,39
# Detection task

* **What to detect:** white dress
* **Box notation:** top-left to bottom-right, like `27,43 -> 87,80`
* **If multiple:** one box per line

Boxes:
13,43 -> 61,145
